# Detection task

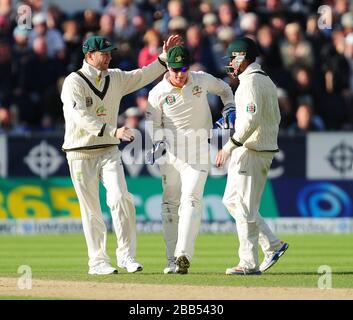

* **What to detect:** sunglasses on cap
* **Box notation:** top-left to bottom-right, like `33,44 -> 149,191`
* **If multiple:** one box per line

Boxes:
170,66 -> 189,73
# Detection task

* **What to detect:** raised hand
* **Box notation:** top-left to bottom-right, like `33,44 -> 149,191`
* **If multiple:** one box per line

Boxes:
163,34 -> 183,53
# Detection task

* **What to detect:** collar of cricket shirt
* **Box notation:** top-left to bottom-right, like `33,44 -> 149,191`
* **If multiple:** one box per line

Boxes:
164,71 -> 194,91
81,59 -> 108,81
238,62 -> 262,82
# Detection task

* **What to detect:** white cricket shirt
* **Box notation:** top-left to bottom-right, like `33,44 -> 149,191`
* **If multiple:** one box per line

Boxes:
61,59 -> 166,159
147,71 -> 234,157
228,62 -> 280,152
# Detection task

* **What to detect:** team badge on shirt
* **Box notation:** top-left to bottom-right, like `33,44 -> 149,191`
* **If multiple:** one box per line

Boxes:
96,105 -> 107,117
165,95 -> 176,105
86,97 -> 93,107
246,102 -> 257,114
192,85 -> 202,97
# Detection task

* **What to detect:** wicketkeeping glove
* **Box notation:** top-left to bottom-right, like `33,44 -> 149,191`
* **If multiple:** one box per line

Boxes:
221,103 -> 236,129
214,103 -> 236,129
146,140 -> 168,165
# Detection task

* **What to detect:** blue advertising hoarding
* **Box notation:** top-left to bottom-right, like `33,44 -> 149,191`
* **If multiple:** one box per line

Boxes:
272,179 -> 353,218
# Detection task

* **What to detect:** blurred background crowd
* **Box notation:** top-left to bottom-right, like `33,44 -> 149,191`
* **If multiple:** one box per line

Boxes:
0,0 -> 353,135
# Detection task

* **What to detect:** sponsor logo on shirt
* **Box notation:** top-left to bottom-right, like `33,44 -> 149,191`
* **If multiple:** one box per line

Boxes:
165,95 -> 176,105
192,85 -> 202,97
86,97 -> 93,107
246,102 -> 257,114
96,105 -> 107,116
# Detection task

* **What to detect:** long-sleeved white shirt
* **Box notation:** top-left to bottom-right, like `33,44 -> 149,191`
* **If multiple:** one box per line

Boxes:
147,71 -> 234,162
61,59 -> 166,158
225,62 -> 280,152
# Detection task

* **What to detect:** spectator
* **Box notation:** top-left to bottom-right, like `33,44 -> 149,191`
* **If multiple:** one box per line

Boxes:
81,9 -> 100,35
0,106 -> 10,132
269,14 -> 286,40
12,26 -> 31,111
321,30 -> 350,94
0,0 -> 352,133
257,24 -> 283,74
26,0 -> 44,15
341,12 -> 353,36
218,2 -> 237,33
0,11 -> 11,41
104,0 -> 140,23
18,36 -> 62,127
186,24 -> 217,74
293,65 -> 321,114
167,16 -> 188,37
135,88 -> 149,115
62,19 -> 82,73
0,0 -> 12,16
114,10 -> 137,41
98,14 -> 117,43
333,0 -> 351,29
202,12 -> 219,47
277,87 -> 294,130
199,0 -> 214,16
0,40 -> 13,109
28,12 -> 66,59
160,0 -> 184,37
280,22 -> 314,74
123,107 -> 142,129
288,99 -> 325,134
239,12 -> 259,37
138,28 -> 161,67
344,33 -> 353,92
212,26 -> 235,76
46,5 -> 65,31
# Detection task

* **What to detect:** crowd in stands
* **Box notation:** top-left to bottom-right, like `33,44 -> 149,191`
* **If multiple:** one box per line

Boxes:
0,0 -> 353,134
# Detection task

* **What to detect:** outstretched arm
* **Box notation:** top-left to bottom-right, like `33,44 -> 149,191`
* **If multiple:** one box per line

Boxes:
118,34 -> 183,95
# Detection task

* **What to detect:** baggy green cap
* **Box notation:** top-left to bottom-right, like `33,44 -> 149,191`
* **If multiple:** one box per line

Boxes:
82,36 -> 117,54
227,37 -> 259,60
167,45 -> 191,68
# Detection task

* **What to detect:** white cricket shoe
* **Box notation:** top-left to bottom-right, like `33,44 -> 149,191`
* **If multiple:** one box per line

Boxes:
259,241 -> 289,272
118,257 -> 143,273
225,266 -> 261,275
88,262 -> 118,275
163,257 -> 176,274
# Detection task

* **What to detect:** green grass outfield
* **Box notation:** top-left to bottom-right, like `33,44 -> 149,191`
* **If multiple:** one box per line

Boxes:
0,233 -> 353,288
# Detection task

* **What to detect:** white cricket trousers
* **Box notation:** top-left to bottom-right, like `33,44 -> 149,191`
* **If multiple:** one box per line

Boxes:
159,154 -> 208,262
223,147 -> 281,270
68,149 -> 136,269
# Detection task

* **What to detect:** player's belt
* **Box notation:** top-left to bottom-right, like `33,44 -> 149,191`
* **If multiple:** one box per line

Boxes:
251,148 -> 279,153
258,149 -> 279,152
62,144 -> 118,152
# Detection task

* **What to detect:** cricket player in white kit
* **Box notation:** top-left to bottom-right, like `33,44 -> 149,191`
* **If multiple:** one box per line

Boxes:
216,37 -> 289,275
61,35 -> 182,275
146,46 -> 235,274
